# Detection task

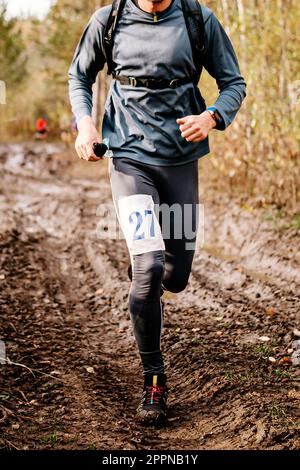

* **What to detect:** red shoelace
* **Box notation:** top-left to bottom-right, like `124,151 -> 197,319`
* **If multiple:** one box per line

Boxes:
144,385 -> 166,405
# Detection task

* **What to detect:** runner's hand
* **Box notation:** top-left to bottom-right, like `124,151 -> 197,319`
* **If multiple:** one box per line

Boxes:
75,115 -> 103,161
176,111 -> 216,143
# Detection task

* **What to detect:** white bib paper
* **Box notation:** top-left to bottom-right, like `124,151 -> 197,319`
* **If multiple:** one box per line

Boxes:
117,194 -> 165,255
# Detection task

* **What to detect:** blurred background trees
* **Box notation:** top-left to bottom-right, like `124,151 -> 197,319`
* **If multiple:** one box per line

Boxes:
0,0 -> 299,210
200,0 -> 300,210
0,4 -> 26,84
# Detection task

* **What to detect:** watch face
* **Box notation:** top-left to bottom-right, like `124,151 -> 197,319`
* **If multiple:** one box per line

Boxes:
214,110 -> 222,122
207,109 -> 217,122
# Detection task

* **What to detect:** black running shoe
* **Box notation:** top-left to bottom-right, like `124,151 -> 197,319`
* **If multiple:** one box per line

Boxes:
136,373 -> 168,425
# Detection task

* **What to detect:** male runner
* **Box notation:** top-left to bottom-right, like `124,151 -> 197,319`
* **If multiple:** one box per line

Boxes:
68,0 -> 246,425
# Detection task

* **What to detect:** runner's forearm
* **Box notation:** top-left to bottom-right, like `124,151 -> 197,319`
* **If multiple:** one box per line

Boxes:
77,115 -> 94,131
203,11 -> 247,130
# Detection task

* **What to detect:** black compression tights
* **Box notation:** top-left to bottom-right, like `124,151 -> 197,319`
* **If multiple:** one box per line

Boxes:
109,157 -> 199,376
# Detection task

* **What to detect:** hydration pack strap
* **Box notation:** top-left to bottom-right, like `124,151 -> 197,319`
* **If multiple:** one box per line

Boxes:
112,72 -> 195,89
103,0 -> 127,75
180,0 -> 206,84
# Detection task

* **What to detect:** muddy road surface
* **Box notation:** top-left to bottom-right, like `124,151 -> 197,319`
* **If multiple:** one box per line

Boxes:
0,143 -> 299,450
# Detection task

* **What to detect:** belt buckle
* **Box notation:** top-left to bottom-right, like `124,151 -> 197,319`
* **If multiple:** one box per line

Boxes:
129,76 -> 137,87
170,78 -> 180,89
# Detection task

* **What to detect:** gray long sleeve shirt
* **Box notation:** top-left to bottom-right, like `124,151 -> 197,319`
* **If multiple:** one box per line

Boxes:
68,0 -> 246,166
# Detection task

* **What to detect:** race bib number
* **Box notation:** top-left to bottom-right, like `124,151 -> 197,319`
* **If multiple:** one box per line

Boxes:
117,194 -> 165,255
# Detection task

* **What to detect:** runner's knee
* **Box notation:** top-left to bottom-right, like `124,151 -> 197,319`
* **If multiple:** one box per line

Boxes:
131,250 -> 165,300
163,271 -> 190,293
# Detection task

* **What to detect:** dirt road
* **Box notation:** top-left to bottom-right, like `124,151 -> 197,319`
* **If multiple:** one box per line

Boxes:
0,143 -> 299,450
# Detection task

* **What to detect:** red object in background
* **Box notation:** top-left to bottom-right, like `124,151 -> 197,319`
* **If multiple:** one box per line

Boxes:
36,118 -> 47,132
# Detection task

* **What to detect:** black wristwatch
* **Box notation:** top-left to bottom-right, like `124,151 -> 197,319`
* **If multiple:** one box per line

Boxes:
206,107 -> 223,125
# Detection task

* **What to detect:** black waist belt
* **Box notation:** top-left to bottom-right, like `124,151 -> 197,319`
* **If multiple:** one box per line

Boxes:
112,73 -> 194,89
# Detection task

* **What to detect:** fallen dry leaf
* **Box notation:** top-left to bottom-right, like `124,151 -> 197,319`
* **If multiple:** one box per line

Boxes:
266,307 -> 276,317
259,336 -> 271,342
288,390 -> 300,400
279,356 -> 292,364
256,418 -> 268,444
